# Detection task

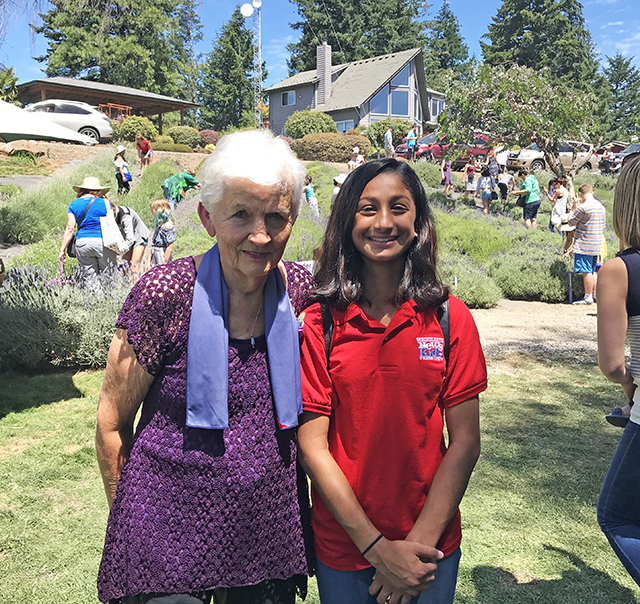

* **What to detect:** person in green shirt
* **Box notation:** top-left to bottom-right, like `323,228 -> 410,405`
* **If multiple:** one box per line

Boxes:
513,169 -> 541,229
161,169 -> 201,211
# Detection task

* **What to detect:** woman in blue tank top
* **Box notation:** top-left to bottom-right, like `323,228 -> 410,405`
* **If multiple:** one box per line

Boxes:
596,153 -> 640,586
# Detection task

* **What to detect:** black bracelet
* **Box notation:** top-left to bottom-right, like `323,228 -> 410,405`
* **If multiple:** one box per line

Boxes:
361,533 -> 384,557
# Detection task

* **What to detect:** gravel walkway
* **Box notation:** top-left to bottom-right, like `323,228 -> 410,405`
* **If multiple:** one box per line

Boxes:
470,298 -> 598,366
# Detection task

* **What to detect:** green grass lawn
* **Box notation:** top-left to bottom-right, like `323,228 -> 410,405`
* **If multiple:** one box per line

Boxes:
1,356 -> 639,603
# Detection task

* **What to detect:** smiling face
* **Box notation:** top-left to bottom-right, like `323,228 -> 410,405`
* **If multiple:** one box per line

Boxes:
351,171 -> 417,267
201,177 -> 295,289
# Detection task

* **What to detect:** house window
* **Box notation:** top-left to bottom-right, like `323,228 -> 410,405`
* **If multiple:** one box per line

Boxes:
391,64 -> 410,87
335,120 -> 354,133
281,91 -> 296,106
370,86 -> 389,114
391,90 -> 409,116
431,98 -> 445,119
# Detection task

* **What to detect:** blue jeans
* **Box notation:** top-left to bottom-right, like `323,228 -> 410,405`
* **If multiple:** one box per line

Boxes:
597,420 -> 640,586
315,548 -> 461,604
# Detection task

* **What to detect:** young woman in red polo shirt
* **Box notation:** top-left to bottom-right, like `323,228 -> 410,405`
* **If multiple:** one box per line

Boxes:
298,159 -> 487,604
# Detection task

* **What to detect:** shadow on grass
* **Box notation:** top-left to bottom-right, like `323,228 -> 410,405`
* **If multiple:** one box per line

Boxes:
0,371 -> 83,419
479,363 -> 625,507
472,546 -> 636,603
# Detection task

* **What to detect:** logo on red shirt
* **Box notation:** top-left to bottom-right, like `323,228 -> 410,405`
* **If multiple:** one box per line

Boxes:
416,337 -> 444,362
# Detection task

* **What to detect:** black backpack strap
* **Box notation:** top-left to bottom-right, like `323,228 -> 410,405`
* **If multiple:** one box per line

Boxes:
436,298 -> 450,366
319,301 -> 334,370
76,196 -> 96,230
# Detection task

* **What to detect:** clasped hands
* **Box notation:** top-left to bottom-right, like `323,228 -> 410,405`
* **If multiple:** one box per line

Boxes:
366,538 -> 443,604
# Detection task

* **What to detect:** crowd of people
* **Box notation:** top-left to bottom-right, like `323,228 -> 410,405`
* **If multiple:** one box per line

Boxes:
58,134 -> 200,291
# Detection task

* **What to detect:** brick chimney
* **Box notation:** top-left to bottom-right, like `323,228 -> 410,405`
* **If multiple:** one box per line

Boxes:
316,41 -> 332,106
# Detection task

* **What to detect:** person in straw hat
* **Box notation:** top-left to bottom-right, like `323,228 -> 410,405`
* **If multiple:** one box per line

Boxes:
59,176 -> 118,291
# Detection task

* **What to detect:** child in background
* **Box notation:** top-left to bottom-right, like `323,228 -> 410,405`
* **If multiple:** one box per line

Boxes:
114,145 -> 131,196
135,134 -> 153,177
303,175 -> 320,217
150,198 -> 176,266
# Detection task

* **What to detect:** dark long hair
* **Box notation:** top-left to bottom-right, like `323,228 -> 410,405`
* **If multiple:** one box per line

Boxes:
314,158 -> 448,309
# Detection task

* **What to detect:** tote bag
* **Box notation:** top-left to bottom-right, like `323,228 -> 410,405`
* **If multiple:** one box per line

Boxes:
100,199 -> 127,254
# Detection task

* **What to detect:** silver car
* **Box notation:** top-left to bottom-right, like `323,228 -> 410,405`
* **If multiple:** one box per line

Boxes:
507,141 -> 595,172
26,100 -> 113,143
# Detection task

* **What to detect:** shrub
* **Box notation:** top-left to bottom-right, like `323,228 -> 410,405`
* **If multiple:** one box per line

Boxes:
151,142 -> 193,153
167,126 -> 201,148
204,144 -> 215,153
276,135 -> 294,146
291,133 -> 371,162
285,110 -> 337,140
113,115 -> 157,142
413,162 -> 446,189
438,250 -> 502,309
487,238 -> 572,302
199,129 -> 220,146
365,118 -> 414,150
434,207 -> 513,262
0,263 -> 130,370
154,134 -> 173,145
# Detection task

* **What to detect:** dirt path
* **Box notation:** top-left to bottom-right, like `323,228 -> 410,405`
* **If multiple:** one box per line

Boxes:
470,298 -> 598,366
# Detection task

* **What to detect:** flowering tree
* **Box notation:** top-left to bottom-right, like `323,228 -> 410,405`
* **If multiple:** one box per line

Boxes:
438,63 -> 598,198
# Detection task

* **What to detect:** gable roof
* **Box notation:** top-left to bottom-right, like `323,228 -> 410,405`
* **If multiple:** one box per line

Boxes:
267,48 -> 435,114
315,48 -> 422,113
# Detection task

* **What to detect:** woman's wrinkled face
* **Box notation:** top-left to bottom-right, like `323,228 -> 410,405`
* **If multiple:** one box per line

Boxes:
210,177 -> 295,281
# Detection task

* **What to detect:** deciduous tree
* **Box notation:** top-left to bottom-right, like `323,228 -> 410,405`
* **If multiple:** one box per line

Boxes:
439,64 -> 597,200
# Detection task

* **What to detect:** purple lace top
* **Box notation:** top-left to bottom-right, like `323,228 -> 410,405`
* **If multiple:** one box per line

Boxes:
97,257 -> 314,602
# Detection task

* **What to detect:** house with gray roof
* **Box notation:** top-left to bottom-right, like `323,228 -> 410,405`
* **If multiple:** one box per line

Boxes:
266,43 -> 445,137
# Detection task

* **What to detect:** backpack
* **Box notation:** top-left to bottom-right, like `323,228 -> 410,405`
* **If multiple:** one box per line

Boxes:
318,298 -> 450,369
115,206 -> 131,240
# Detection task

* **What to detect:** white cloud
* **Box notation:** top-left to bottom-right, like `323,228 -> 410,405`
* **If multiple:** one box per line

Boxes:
263,34 -> 296,86
585,0 -> 620,6
600,20 -> 624,29
615,31 -> 640,57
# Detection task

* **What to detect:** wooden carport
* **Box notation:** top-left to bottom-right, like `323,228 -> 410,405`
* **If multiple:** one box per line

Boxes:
17,77 -> 199,134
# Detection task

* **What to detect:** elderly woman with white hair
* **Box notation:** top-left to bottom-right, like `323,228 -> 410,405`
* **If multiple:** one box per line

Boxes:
95,131 -> 314,604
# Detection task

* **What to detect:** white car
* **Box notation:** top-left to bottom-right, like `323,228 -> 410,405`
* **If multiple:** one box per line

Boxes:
26,100 -> 113,143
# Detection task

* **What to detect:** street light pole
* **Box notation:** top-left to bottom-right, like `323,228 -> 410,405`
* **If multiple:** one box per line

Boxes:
241,0 -> 263,129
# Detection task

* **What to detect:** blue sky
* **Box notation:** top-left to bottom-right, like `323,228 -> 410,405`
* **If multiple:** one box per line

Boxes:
1,0 -> 638,89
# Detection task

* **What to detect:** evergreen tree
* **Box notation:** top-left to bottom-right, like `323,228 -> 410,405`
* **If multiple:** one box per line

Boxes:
198,8 -> 259,130
33,0 -> 181,97
287,0 -> 428,74
480,0 -> 599,89
603,53 -> 640,140
171,0 -> 204,103
423,1 -> 470,86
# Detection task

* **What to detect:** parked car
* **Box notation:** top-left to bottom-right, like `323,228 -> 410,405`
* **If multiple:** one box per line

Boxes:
396,132 -> 489,167
599,143 -> 640,175
507,141 -> 595,172
25,100 -> 113,143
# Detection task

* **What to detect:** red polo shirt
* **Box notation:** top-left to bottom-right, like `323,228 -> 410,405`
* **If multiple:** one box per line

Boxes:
300,296 -> 487,571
